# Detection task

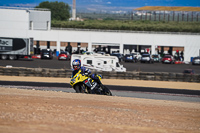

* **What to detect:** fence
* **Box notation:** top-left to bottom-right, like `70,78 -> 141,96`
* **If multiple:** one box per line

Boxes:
0,67 -> 199,83
132,11 -> 200,22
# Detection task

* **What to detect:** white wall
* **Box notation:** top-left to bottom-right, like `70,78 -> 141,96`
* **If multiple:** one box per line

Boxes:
0,9 -> 29,31
0,8 -> 51,32
29,10 -> 51,30
0,8 -> 29,39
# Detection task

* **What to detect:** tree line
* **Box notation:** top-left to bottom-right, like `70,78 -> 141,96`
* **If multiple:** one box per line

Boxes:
35,1 -> 71,21
51,20 -> 200,33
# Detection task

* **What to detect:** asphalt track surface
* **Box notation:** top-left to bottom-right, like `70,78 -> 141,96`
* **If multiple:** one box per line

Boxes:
1,81 -> 200,96
0,81 -> 200,102
0,57 -> 200,74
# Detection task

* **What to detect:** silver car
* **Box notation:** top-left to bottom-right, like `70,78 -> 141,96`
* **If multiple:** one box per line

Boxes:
140,54 -> 154,63
192,56 -> 200,65
152,54 -> 161,62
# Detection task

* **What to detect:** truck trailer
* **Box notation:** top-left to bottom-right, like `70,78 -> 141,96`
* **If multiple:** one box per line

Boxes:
0,37 -> 34,60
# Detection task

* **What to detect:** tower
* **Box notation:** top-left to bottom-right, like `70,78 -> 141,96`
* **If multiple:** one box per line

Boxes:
72,0 -> 76,20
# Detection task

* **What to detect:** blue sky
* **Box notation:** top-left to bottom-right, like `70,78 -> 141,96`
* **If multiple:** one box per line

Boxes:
0,0 -> 200,12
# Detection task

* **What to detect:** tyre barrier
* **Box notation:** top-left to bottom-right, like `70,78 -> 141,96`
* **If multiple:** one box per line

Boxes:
0,66 -> 199,83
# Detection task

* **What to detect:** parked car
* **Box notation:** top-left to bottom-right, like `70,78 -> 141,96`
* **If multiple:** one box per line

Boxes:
152,54 -> 161,62
183,69 -> 195,75
58,51 -> 71,60
124,54 -> 137,63
41,49 -> 53,59
192,56 -> 200,65
97,51 -> 106,55
131,52 -> 142,61
162,55 -> 175,64
140,54 -> 154,63
110,53 -> 124,62
85,51 -> 95,55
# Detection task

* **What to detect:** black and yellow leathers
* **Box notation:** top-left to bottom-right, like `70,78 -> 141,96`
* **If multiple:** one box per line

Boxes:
70,70 -> 112,95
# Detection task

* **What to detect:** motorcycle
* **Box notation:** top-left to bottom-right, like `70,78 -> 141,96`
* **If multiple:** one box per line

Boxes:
70,70 -> 112,96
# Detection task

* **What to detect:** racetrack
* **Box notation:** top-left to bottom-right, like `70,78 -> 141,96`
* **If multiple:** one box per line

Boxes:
0,57 -> 200,74
0,75 -> 200,101
0,60 -> 200,132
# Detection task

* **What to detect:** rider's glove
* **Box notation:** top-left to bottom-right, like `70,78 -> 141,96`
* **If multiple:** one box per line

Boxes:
85,68 -> 91,75
82,67 -> 91,76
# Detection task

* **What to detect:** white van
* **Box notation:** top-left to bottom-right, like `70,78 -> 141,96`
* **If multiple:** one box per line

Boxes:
71,54 -> 126,72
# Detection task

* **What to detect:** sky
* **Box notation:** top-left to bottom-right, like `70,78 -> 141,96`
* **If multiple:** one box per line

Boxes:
0,0 -> 200,12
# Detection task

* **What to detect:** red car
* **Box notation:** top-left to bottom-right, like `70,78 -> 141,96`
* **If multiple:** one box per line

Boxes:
58,51 -> 71,60
162,55 -> 175,64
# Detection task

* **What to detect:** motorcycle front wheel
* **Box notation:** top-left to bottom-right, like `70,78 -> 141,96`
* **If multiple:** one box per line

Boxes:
74,84 -> 85,93
102,85 -> 112,96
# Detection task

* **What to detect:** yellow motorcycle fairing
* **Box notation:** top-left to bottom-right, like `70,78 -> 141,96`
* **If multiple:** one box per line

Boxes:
70,70 -> 102,87
70,70 -> 89,87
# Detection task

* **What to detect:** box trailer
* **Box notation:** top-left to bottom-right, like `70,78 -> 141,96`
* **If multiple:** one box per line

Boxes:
0,37 -> 34,60
71,54 -> 126,72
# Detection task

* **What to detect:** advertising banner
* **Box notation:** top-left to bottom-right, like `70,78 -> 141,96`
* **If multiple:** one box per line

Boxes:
0,38 -> 13,51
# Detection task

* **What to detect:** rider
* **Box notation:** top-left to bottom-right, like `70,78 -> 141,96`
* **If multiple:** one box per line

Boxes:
71,59 -> 103,92
72,59 -> 91,77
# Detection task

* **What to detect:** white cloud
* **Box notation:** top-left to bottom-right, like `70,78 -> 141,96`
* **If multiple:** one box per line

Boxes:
107,2 -> 111,4
87,7 -> 97,11
9,3 -> 37,8
93,0 -> 103,2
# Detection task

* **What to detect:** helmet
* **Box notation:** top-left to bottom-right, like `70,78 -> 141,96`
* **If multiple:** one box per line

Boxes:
72,59 -> 81,70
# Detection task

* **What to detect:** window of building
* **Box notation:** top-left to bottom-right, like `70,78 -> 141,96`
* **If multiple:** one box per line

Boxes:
87,60 -> 92,64
29,21 -> 33,30
47,21 -> 49,30
116,62 -> 120,67
104,61 -> 107,64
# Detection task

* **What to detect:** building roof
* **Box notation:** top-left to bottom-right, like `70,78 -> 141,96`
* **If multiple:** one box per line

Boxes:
134,6 -> 200,12
0,6 -> 50,11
